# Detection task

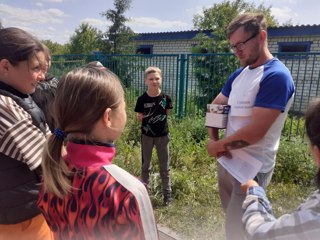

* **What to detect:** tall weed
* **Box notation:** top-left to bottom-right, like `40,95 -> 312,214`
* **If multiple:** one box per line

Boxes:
114,107 -> 315,239
273,137 -> 316,185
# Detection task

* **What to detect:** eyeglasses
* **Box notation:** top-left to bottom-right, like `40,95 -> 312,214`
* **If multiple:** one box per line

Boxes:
230,32 -> 259,52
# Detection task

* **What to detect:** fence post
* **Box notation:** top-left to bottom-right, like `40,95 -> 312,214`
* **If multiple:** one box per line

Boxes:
178,54 -> 186,117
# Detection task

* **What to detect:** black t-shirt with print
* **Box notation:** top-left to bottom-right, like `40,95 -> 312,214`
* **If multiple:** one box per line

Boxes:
134,92 -> 173,137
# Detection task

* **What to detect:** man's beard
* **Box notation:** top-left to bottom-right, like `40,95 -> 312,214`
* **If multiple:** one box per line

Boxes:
240,54 -> 259,67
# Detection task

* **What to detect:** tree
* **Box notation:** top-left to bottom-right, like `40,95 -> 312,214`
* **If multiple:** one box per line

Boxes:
100,0 -> 136,54
99,0 -> 138,89
68,23 -> 102,54
0,19 -> 3,29
193,0 -> 278,53
191,0 -> 279,107
41,40 -> 68,55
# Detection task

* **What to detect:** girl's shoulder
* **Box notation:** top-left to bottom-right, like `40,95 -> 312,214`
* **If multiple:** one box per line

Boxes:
0,94 -> 29,119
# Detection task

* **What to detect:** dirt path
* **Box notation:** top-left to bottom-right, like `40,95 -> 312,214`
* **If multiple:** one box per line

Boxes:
158,224 -> 182,240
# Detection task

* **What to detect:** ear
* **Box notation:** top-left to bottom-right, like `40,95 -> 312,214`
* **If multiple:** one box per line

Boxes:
260,30 -> 268,42
0,59 -> 11,74
103,108 -> 112,128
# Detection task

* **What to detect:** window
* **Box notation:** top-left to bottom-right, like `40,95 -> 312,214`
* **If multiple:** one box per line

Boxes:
136,45 -> 153,54
277,41 -> 312,59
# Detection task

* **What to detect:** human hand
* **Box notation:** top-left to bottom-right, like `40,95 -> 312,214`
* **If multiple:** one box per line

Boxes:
240,179 -> 259,193
206,139 -> 232,158
137,113 -> 144,121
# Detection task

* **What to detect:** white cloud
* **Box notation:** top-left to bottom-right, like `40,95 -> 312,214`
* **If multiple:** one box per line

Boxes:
186,5 -> 211,17
46,8 -> 65,17
264,0 -> 298,5
82,18 -> 110,28
61,30 -> 74,42
41,0 -> 64,3
35,0 -> 63,6
271,7 -> 298,24
39,28 -> 72,44
0,4 -> 67,27
128,17 -> 188,29
47,26 -> 55,31
186,6 -> 204,15
0,4 -> 69,43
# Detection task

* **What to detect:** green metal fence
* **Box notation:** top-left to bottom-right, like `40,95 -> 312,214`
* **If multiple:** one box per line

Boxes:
50,52 -> 320,139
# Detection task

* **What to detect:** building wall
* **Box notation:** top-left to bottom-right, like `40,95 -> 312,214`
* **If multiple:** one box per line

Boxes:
135,39 -> 198,54
134,30 -> 320,113
269,35 -> 320,111
268,36 -> 320,52
134,38 -> 199,98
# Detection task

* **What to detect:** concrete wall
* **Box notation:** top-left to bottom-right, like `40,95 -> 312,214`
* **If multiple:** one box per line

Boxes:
269,35 -> 320,111
135,39 -> 198,54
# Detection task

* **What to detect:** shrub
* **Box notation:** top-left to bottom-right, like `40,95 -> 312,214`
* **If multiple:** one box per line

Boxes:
282,115 -> 306,138
273,137 -> 316,186
114,107 -> 315,239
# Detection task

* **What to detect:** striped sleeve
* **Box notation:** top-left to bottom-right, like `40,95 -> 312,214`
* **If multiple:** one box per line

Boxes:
0,95 -> 47,170
242,186 -> 320,239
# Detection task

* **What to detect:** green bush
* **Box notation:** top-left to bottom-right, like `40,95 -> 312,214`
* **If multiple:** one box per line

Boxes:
273,137 -> 316,186
113,108 -> 315,239
282,115 -> 306,138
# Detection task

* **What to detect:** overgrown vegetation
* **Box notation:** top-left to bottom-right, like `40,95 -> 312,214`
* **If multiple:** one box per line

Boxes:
113,105 -> 316,240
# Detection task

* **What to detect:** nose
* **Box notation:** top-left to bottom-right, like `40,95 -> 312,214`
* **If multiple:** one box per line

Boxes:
37,71 -> 46,82
233,48 -> 243,56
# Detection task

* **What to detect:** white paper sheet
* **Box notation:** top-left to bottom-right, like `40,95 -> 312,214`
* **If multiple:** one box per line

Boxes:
218,149 -> 263,183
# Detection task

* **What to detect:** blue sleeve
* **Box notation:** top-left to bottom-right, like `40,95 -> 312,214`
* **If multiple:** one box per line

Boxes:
221,68 -> 244,98
255,60 -> 295,112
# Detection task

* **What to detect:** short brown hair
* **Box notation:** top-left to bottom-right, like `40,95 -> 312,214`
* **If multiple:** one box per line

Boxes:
145,66 -> 162,79
304,98 -> 320,189
227,12 -> 267,39
305,98 -> 320,149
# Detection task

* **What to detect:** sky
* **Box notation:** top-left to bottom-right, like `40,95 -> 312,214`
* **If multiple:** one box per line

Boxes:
0,0 -> 319,44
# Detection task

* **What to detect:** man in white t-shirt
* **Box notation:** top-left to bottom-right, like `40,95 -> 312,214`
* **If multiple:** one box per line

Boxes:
206,13 -> 295,240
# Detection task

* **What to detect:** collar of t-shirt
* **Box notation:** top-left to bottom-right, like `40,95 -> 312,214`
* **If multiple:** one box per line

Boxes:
64,141 -> 116,168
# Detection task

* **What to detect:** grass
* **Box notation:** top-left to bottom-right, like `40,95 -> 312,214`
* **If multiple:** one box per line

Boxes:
113,110 -> 316,240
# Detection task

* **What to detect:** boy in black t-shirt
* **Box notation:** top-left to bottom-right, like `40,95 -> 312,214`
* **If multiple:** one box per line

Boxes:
135,66 -> 173,205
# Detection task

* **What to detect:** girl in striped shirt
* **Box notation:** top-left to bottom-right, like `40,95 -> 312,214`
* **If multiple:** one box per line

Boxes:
0,27 -> 53,240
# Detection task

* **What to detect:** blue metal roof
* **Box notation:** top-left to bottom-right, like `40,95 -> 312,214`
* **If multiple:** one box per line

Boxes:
268,25 -> 320,37
134,25 -> 320,41
134,30 -> 214,41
